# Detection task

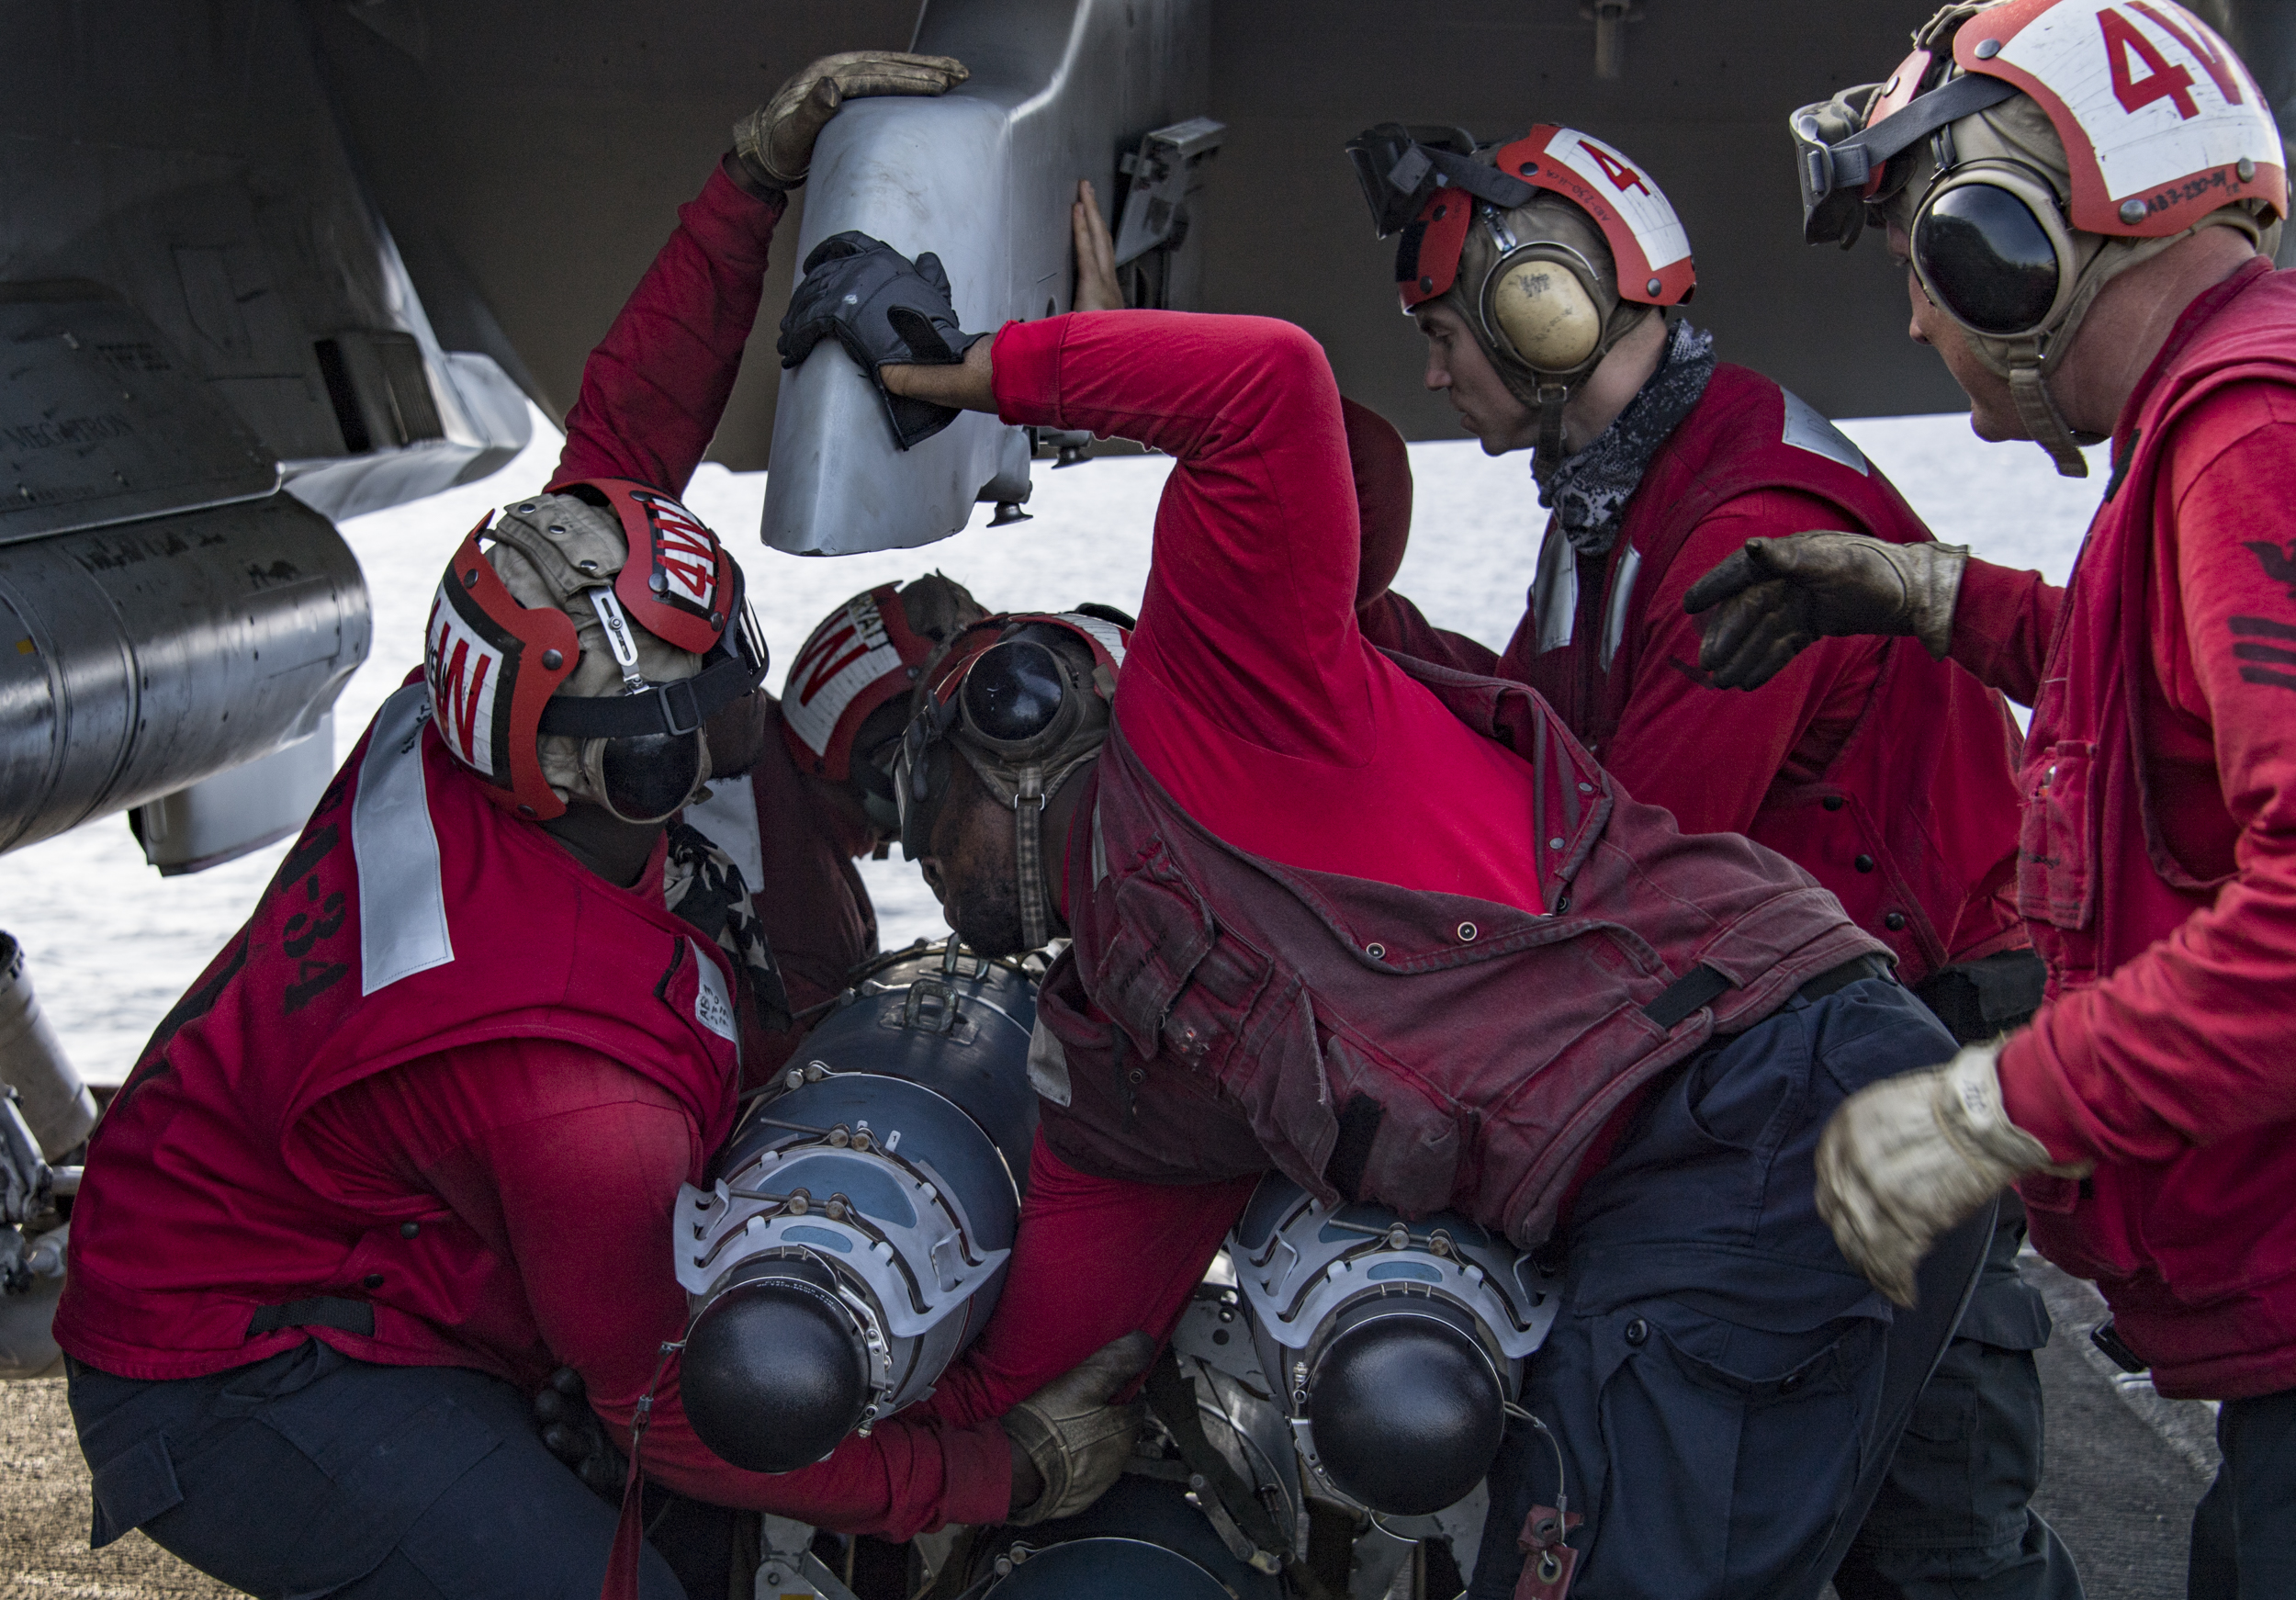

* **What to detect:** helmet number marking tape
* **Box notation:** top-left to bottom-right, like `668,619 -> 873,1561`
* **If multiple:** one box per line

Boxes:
784,592 -> 903,760
1540,129 -> 1692,271
1980,0 -> 2279,231
426,585 -> 511,783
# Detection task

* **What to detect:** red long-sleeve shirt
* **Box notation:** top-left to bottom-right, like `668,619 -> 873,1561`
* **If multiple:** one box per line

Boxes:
1975,376 -> 2296,1167
302,1045 -> 1008,1534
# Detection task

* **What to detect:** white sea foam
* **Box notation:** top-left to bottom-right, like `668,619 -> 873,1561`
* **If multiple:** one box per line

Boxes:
0,405 -> 2105,1083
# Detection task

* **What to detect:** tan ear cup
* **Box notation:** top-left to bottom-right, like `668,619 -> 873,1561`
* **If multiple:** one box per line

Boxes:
1489,257 -> 1603,373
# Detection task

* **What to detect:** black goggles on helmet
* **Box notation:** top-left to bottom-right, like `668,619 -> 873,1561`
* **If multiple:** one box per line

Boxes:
894,636 -> 1088,860
538,567 -> 769,825
1790,70 -> 2018,246
1345,122 -> 1536,239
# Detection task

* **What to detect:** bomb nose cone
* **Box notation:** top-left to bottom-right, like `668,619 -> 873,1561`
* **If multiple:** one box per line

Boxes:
681,1272 -> 871,1473
1307,1312 -> 1505,1515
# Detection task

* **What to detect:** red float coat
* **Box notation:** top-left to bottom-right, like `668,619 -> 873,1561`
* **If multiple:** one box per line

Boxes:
1953,259 -> 2296,1401
1361,365 -> 2028,986
924,311 -> 1883,1427
54,162 -> 1013,1536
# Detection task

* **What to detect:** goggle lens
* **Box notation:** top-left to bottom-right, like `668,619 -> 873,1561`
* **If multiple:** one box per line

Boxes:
1913,183 -> 2061,338
602,728 -> 703,824
961,640 -> 1067,743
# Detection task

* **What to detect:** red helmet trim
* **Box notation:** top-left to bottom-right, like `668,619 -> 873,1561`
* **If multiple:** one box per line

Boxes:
780,583 -> 937,779
1397,125 -> 1696,312
1864,48 -> 1938,196
429,516 -> 579,818
577,478 -> 737,656
1952,0 -> 2285,237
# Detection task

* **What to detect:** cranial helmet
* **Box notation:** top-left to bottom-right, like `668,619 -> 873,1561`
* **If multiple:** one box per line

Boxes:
1346,122 -> 1696,479
895,611 -> 1130,951
780,574 -> 987,833
1789,0 -> 2286,475
422,479 -> 767,823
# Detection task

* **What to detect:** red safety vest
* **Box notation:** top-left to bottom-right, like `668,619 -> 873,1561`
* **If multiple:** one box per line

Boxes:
1503,365 -> 2027,985
56,681 -> 742,1383
2011,264 -> 2296,1398
1034,658 -> 1884,1246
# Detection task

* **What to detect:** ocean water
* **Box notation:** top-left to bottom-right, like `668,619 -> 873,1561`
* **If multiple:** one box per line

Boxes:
0,406 -> 2108,1084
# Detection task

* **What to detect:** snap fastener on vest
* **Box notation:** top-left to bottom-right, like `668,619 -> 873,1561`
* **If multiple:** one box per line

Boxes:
1548,838 -> 1565,851
1624,1317 -> 1649,1346
1577,783 -> 1594,794
400,1222 -> 420,1239
1822,795 -> 1845,811
1366,941 -> 1386,960
1854,854 -> 1875,873
362,1272 -> 384,1290
1779,1370 -> 1806,1394
1885,911 -> 1907,931
1457,922 -> 1477,942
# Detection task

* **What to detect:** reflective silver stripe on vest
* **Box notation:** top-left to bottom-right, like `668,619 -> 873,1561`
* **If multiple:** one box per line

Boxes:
1530,524 -> 1576,653
1600,545 -> 1641,671
354,683 -> 455,995
1780,389 -> 1868,475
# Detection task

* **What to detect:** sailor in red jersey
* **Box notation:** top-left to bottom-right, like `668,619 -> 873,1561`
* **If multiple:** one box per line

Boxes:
775,220 -> 1993,1595
682,575 -> 986,1082
52,54 -> 1132,1600
1334,125 -> 2066,1600
1683,3 -> 2296,1591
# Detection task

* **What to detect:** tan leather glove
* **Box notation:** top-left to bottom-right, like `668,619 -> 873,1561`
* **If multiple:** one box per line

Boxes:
1002,1331 -> 1155,1526
1681,531 -> 1969,691
1816,1042 -> 2090,1307
733,51 -> 970,191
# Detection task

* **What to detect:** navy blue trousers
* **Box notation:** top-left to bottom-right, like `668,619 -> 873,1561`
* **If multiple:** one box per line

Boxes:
2188,1387 -> 2296,1600
67,1340 -> 737,1600
1468,976 -> 1953,1600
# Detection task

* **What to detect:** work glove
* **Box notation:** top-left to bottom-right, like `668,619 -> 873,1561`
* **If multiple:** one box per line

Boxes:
733,51 -> 969,191
778,232 -> 988,449
1002,1331 -> 1156,1526
1816,1042 -> 2090,1308
1681,530 -> 1969,691
534,1366 -> 625,1502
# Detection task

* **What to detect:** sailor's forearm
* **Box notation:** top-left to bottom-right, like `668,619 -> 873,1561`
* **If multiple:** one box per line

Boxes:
881,334 -> 997,411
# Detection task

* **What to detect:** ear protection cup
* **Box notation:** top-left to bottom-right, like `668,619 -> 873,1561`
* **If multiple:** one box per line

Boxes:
1486,253 -> 1604,372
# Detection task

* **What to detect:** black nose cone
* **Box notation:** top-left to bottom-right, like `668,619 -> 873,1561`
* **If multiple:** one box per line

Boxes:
681,1277 -> 871,1473
1306,1313 -> 1505,1515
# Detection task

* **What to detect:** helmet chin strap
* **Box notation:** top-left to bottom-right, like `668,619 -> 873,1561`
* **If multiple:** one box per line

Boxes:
1010,765 -> 1052,952
1532,384 -> 1570,489
2007,356 -> 2092,479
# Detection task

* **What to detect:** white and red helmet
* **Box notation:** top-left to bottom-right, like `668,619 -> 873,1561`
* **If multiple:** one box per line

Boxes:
423,478 -> 766,821
1791,0 -> 2285,472
780,576 -> 985,783
1346,121 -> 1694,474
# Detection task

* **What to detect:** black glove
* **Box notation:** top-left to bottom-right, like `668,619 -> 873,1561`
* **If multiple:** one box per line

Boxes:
535,1366 -> 626,1503
777,231 -> 987,449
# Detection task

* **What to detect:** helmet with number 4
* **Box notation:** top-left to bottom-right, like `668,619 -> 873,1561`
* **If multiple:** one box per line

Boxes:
1345,121 -> 1695,478
423,479 -> 767,824
1788,0 -> 2286,475
779,574 -> 986,833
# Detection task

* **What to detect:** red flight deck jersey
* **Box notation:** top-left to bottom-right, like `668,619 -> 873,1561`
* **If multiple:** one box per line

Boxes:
1361,364 -> 2028,985
59,165 -> 1011,1537
1957,259 -> 2296,1399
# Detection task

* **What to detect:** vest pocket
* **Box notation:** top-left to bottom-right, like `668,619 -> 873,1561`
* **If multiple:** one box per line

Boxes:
2016,742 -> 2097,930
1316,1032 -> 1461,1216
1091,854 -> 1217,1055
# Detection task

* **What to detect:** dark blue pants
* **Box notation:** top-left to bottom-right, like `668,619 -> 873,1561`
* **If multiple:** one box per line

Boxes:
2188,1387 -> 2296,1600
67,1340 -> 737,1600
1468,976 -> 1951,1600
1833,1197 -> 2083,1600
